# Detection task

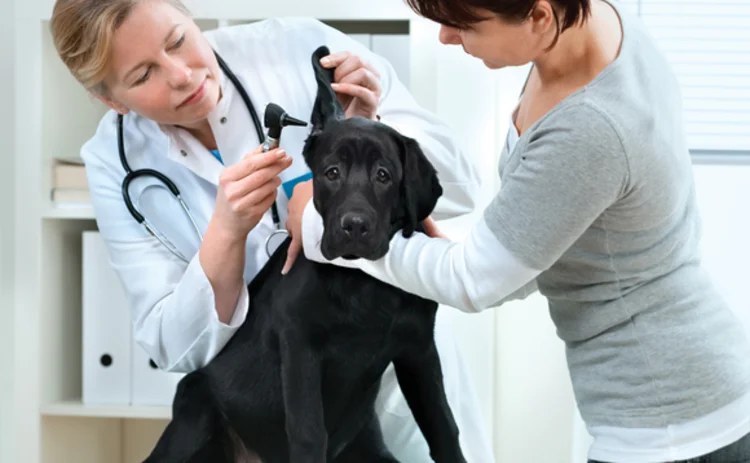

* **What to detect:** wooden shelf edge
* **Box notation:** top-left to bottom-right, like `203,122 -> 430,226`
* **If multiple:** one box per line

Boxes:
40,400 -> 171,420
42,206 -> 95,220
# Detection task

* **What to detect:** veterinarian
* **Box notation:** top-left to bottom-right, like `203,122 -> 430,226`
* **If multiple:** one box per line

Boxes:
287,0 -> 750,462
49,0 -> 496,460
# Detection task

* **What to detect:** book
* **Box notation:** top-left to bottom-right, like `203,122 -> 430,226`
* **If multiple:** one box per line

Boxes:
52,156 -> 88,189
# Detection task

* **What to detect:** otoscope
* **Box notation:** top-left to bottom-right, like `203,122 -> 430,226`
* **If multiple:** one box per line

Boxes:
262,103 -> 308,152
259,103 -> 309,257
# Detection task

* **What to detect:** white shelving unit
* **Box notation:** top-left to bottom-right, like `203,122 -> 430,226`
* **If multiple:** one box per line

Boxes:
11,1 -> 502,462
1,2 -> 17,463
41,207 -> 96,220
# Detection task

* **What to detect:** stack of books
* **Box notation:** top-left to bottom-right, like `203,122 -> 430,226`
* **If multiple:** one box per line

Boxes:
51,156 -> 90,207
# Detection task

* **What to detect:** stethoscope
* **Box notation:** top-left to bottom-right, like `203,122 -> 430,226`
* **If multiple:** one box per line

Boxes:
117,52 -> 290,263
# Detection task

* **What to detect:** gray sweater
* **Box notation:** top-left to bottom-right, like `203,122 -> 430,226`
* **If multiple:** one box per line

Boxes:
486,3 -> 750,428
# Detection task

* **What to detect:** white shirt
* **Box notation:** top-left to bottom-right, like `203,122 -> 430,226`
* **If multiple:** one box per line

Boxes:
81,17 -> 495,462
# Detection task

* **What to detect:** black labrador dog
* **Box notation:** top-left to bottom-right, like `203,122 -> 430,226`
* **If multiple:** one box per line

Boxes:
143,46 -> 467,463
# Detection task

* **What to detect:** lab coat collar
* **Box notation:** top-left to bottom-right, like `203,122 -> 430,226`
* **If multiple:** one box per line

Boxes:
156,59 -> 234,186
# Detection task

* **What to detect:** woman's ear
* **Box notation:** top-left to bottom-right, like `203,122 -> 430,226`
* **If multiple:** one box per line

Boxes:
529,0 -> 557,35
92,91 -> 130,115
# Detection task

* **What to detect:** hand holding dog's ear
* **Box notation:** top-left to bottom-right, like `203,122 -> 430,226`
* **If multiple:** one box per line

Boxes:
320,51 -> 381,121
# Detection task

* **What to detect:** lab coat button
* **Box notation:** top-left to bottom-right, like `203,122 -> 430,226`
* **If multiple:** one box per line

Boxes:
180,150 -> 187,157
220,117 -> 227,124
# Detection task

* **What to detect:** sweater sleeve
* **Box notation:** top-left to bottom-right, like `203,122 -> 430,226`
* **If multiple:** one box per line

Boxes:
301,200 -> 541,313
483,102 -> 629,270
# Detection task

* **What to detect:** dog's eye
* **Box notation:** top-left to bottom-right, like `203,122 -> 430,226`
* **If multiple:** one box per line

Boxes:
325,167 -> 340,181
376,168 -> 391,184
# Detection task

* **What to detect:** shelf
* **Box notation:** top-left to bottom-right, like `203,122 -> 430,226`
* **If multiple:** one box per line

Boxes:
43,206 -> 95,220
41,399 -> 171,420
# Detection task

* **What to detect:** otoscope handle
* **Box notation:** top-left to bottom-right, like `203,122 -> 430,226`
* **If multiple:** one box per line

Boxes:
262,136 -> 280,153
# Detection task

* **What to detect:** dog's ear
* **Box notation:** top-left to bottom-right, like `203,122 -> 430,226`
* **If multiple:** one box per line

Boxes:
310,45 -> 345,131
303,45 -> 346,166
399,135 -> 443,237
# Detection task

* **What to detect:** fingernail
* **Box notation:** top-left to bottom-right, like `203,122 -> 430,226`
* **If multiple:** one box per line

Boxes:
276,149 -> 286,157
320,57 -> 330,66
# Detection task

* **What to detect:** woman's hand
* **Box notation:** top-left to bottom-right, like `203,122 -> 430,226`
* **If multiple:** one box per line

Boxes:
320,51 -> 381,121
282,179 -> 313,275
212,144 -> 293,242
422,216 -> 448,240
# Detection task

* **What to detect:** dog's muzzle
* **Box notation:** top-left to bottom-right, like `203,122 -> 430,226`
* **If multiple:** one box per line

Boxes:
321,208 -> 389,261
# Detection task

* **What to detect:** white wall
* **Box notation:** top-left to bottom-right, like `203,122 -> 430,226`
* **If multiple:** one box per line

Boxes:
691,162 -> 750,336
0,0 -> 16,461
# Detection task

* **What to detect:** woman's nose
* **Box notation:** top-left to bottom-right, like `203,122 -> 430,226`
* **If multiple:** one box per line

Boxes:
165,57 -> 192,87
438,25 -> 462,45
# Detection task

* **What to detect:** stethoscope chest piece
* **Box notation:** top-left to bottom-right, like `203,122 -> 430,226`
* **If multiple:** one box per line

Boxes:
264,229 -> 290,258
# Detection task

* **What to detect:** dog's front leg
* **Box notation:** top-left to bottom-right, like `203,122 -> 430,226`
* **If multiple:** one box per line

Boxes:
280,329 -> 327,463
393,339 -> 467,463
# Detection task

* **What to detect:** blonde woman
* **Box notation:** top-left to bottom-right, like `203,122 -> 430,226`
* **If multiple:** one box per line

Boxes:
49,0 -> 496,461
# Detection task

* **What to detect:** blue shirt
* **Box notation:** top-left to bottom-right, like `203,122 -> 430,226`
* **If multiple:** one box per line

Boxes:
210,149 -> 223,164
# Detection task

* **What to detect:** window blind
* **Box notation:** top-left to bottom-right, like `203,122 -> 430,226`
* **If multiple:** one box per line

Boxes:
631,0 -> 750,152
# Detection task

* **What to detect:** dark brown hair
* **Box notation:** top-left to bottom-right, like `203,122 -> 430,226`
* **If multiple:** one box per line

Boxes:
405,0 -> 591,46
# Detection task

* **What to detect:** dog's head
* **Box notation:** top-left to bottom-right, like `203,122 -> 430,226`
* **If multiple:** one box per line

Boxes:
302,46 -> 443,261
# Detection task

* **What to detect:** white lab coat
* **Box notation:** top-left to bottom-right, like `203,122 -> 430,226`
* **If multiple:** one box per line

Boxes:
81,17 -> 494,462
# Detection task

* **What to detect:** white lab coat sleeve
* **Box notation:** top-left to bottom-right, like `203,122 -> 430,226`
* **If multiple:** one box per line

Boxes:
310,20 -> 480,220
82,146 -> 249,374
301,200 -> 540,313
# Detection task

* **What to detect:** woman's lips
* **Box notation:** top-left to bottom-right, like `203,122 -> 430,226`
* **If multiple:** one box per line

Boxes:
177,78 -> 207,109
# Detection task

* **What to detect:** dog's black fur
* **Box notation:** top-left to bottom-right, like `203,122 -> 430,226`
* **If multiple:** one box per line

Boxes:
142,46 -> 467,463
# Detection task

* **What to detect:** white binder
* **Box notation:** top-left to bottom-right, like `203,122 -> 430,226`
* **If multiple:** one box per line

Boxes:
82,231 -> 132,405
130,340 -> 184,406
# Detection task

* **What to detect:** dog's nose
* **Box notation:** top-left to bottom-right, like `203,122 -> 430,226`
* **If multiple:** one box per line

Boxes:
341,213 -> 370,238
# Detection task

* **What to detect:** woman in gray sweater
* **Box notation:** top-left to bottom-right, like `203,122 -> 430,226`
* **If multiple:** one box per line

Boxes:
287,0 -> 750,461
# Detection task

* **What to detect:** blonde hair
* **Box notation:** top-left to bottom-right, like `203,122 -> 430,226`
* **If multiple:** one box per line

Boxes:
50,0 -> 191,96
